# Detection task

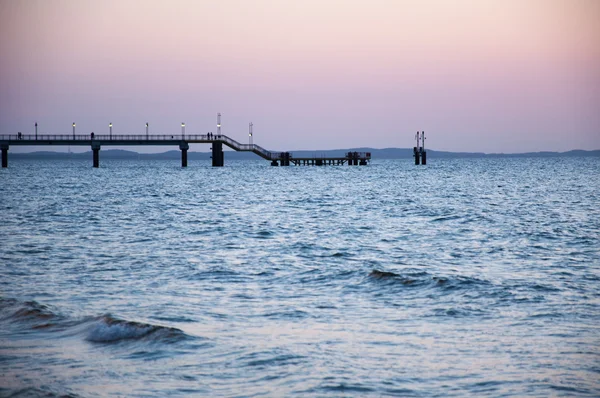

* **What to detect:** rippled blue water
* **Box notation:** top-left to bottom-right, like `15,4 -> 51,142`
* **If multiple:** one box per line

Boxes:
1,157 -> 599,397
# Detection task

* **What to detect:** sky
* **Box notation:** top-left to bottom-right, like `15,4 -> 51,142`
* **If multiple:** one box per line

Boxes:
1,0 -> 599,153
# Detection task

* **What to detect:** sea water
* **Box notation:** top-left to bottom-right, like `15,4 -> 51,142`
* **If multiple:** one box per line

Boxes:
1,157 -> 599,397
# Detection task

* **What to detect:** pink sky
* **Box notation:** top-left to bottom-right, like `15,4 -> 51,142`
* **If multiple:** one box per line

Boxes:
1,0 -> 599,153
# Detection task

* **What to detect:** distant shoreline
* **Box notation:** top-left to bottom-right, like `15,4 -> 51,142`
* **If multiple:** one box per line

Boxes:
9,148 -> 600,160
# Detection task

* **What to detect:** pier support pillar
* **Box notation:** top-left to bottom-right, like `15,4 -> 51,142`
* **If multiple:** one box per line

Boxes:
92,143 -> 100,168
271,160 -> 279,166
1,145 -> 8,168
212,142 -> 224,167
414,147 -> 420,165
180,142 -> 189,168
421,151 -> 427,165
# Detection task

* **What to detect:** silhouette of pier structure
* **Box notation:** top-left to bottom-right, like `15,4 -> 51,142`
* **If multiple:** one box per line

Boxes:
0,131 -> 371,168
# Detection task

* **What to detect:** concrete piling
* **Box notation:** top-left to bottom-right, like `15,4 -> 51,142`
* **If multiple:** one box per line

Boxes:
180,143 -> 189,167
92,143 -> 100,168
1,145 -> 8,168
212,142 -> 224,167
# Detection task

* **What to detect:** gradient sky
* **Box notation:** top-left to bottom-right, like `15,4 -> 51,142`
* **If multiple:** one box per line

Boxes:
1,0 -> 599,153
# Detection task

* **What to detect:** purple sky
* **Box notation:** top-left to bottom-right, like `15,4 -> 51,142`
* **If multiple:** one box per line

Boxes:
1,0 -> 599,153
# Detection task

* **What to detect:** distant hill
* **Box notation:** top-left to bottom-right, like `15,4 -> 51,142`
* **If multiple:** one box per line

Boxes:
10,148 -> 600,160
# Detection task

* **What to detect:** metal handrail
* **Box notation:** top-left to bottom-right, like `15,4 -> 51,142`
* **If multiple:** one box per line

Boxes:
0,133 -> 278,160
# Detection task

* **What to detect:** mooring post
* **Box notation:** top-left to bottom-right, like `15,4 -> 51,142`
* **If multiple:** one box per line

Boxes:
1,144 -> 8,168
92,143 -> 100,168
180,142 -> 189,167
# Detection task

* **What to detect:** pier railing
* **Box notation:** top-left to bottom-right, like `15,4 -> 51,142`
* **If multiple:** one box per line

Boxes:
0,133 -> 278,160
1,133 -> 212,141
217,135 -> 274,160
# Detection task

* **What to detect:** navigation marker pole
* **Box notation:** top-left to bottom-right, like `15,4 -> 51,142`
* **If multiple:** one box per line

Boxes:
414,131 -> 421,165
421,131 -> 427,165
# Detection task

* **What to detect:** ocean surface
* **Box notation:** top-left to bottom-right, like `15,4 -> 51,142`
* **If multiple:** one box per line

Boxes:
1,157 -> 599,397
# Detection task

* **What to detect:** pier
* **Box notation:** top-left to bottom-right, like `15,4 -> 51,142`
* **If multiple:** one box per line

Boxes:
0,133 -> 371,168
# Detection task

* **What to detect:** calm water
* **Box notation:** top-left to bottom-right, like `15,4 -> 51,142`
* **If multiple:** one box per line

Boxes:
1,157 -> 599,397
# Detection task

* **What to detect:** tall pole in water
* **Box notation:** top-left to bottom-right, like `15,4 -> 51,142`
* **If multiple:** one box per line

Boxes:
109,122 -> 112,140
414,131 -> 421,165
35,122 -> 38,140
146,123 -> 149,140
249,122 -> 253,145
421,131 -> 427,165
72,122 -> 76,140
182,122 -> 185,139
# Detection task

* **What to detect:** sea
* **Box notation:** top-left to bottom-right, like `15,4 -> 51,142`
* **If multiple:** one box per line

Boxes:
1,157 -> 599,397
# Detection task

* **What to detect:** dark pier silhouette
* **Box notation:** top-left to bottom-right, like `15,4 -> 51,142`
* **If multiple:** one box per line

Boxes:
0,133 -> 371,168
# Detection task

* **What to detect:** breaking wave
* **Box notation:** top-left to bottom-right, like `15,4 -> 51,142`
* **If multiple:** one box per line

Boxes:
0,297 -> 189,344
85,314 -> 187,343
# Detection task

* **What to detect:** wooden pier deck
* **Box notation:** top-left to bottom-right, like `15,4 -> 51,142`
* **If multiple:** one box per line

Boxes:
0,133 -> 370,168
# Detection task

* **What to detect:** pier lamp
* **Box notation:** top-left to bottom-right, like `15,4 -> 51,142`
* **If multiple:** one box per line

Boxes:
217,113 -> 221,137
35,122 -> 38,140
109,123 -> 112,140
72,122 -> 76,139
146,123 -> 149,140
181,122 -> 185,139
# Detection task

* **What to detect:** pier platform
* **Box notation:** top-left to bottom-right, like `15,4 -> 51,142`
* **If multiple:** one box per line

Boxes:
0,133 -> 371,168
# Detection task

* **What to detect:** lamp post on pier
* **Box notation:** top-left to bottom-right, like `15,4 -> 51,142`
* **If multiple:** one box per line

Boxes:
217,113 -> 221,137
72,122 -> 76,139
249,122 -> 253,145
35,122 -> 38,140
109,123 -> 112,140
181,122 -> 185,140
146,123 -> 149,140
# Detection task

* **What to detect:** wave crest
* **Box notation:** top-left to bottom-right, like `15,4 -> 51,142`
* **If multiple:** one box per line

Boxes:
0,298 -> 59,326
368,269 -> 491,291
86,315 -> 187,343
